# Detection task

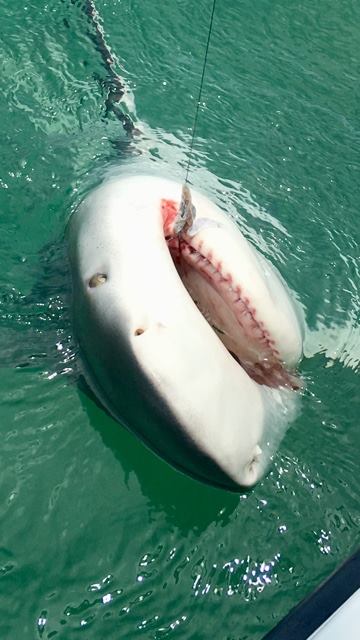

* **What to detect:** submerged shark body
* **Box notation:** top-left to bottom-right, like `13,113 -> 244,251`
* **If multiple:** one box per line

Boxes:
68,174 -> 304,489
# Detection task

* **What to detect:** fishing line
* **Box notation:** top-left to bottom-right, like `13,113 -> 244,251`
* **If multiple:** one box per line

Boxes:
185,0 -> 217,184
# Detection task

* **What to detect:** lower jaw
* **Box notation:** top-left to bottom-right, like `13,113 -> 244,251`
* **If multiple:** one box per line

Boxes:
167,235 -> 299,390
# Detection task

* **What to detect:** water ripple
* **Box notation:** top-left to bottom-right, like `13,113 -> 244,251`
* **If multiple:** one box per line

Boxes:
0,0 -> 359,638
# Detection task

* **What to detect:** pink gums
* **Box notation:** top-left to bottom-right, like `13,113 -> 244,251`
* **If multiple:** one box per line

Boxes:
161,199 -> 178,237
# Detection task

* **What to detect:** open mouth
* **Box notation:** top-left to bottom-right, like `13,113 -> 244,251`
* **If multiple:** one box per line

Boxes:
162,197 -> 300,390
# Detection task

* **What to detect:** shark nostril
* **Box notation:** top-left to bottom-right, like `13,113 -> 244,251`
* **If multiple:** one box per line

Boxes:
89,273 -> 107,288
134,328 -> 145,336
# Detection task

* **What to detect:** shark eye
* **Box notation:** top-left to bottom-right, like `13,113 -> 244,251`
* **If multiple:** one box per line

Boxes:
88,273 -> 107,288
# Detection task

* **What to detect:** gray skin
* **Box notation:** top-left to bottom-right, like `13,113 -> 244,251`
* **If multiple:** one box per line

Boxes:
68,175 -> 303,490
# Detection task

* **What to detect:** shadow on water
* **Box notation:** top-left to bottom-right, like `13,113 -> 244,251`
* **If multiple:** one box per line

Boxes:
78,379 -> 240,533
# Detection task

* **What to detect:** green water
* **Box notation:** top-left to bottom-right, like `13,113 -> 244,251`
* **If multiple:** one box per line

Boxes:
0,0 -> 359,638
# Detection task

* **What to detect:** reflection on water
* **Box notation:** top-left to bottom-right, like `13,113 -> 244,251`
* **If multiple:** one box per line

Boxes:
0,0 -> 359,638
306,321 -> 360,373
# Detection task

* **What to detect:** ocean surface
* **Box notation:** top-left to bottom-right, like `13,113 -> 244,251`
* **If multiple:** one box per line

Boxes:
0,0 -> 359,638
